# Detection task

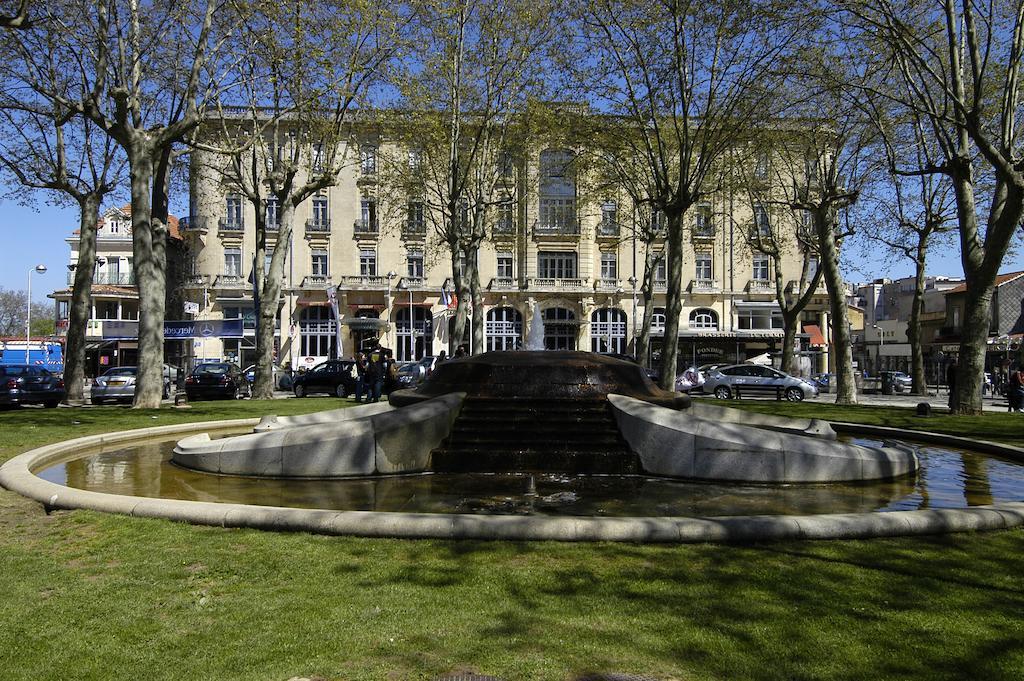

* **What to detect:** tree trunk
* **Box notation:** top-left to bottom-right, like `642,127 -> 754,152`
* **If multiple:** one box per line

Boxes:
658,210 -> 684,391
955,277 -> 994,414
450,246 -> 468,353
780,311 -> 799,376
908,246 -> 927,395
817,208 -> 857,405
253,199 -> 283,400
63,194 -> 101,404
467,246 -> 484,355
635,245 -> 657,366
129,150 -> 166,409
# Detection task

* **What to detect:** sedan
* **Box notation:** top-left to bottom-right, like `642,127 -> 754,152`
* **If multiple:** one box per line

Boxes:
703,364 -> 819,401
0,365 -> 65,408
185,363 -> 251,400
91,366 -> 174,404
291,360 -> 357,398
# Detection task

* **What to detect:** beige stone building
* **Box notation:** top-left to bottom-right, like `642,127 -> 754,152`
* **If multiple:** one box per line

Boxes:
183,133 -> 833,374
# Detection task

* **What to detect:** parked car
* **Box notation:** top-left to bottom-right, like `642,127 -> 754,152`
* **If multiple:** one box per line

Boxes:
703,364 -> 819,401
879,371 -> 913,392
91,366 -> 175,404
0,365 -> 65,408
243,364 -> 294,391
396,362 -> 425,388
185,363 -> 250,401
291,360 -> 357,398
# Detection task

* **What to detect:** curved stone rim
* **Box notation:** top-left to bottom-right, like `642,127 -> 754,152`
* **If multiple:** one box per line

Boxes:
1,417 -> 1023,543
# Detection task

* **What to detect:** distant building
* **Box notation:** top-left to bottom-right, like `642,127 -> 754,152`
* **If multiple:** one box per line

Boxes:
49,206 -> 184,376
935,271 -> 1024,376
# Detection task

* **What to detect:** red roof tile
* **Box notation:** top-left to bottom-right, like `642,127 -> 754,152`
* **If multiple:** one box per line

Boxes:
71,204 -> 181,240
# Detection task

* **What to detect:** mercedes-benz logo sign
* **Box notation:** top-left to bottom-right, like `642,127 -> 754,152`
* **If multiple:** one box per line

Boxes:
200,323 -> 215,337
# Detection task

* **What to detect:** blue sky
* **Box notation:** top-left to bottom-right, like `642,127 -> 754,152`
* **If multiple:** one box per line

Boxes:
1,193 -> 1020,305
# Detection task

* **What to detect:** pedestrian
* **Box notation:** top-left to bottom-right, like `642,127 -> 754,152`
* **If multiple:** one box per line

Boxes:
436,350 -> 447,364
1009,365 -> 1024,413
947,361 -> 958,412
366,345 -> 384,402
353,352 -> 367,402
383,348 -> 398,394
454,345 -> 467,359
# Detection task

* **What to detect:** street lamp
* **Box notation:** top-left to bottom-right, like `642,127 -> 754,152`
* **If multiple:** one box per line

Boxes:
627,275 -> 638,355
26,264 -> 47,363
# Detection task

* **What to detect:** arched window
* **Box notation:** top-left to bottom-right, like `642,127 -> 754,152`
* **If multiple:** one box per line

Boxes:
591,308 -> 627,354
299,306 -> 337,359
543,307 -> 576,350
486,307 -> 523,351
650,307 -> 666,334
689,308 -> 719,330
395,306 -> 433,361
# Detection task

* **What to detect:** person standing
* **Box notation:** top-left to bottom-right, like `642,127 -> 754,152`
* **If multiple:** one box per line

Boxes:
366,345 -> 384,402
1009,365 -> 1024,413
353,352 -> 368,402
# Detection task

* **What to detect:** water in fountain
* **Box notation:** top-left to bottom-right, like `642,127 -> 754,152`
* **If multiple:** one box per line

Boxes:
525,302 -> 545,350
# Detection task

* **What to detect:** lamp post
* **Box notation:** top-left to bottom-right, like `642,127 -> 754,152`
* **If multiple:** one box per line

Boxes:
627,275 -> 638,356
385,270 -> 396,349
26,264 -> 47,363
872,323 -> 884,372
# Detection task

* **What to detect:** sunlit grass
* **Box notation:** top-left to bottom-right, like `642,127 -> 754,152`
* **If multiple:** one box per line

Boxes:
0,399 -> 1022,680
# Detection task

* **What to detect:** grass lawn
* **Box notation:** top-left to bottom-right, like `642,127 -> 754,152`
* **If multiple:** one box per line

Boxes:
1,399 -> 1022,681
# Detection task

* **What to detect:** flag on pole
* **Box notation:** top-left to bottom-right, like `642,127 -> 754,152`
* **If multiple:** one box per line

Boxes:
440,287 -> 458,310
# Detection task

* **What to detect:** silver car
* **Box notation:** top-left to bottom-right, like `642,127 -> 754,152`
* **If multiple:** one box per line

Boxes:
91,366 -> 173,404
702,364 -> 819,401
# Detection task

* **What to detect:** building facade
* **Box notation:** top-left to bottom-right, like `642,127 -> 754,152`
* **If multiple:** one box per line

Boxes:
50,206 -> 185,376
183,132 -> 834,374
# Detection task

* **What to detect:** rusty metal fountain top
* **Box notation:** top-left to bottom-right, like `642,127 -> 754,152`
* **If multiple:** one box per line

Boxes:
390,350 -> 687,407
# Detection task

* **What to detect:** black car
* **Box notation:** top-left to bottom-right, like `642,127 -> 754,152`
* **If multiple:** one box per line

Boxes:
291,360 -> 357,398
0,365 -> 65,408
185,362 -> 250,400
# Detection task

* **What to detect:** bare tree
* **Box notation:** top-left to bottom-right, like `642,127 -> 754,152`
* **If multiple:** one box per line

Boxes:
7,0 -> 233,407
197,0 -> 408,399
0,0 -> 30,28
569,0 -> 807,390
384,0 -> 558,355
843,0 -> 1024,414
740,144 -> 825,376
0,86 -> 124,403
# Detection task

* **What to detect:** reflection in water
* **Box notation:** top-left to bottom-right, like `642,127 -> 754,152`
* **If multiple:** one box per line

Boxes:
40,433 -> 1024,518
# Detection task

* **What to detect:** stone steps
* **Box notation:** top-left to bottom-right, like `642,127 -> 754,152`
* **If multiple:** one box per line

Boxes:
433,396 -> 639,473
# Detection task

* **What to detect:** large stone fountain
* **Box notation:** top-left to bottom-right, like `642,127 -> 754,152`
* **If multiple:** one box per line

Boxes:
173,351 -> 918,483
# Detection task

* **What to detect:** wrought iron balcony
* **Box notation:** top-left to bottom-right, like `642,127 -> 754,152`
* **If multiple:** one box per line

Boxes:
533,220 -> 581,238
179,216 -> 208,234
693,224 -> 716,240
218,217 -> 245,234
353,219 -> 379,236
596,222 -> 620,239
403,222 -> 427,238
305,219 -> 331,234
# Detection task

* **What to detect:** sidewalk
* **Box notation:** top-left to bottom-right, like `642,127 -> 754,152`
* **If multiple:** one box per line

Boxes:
693,390 -> 1012,413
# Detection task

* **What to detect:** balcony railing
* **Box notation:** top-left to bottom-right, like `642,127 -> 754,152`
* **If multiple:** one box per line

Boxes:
214,273 -> 246,288
337,274 -> 389,290
596,222 -> 620,238
184,274 -> 210,287
301,274 -> 332,288
179,216 -> 207,234
533,220 -> 581,237
403,223 -> 427,238
693,224 -> 716,240
400,276 -> 427,290
68,272 -> 136,286
488,277 -> 518,291
653,280 -> 668,293
265,220 -> 280,233
593,278 -> 621,292
493,220 -> 515,236
748,279 -> 774,294
218,218 -> 245,234
305,219 -> 331,234
690,278 -> 720,294
353,219 -> 379,236
526,277 -> 588,292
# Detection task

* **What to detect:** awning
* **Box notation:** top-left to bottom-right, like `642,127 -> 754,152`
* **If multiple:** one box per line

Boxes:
393,301 -> 435,308
802,324 -> 826,347
341,318 -> 390,330
296,300 -> 330,307
349,304 -> 385,311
